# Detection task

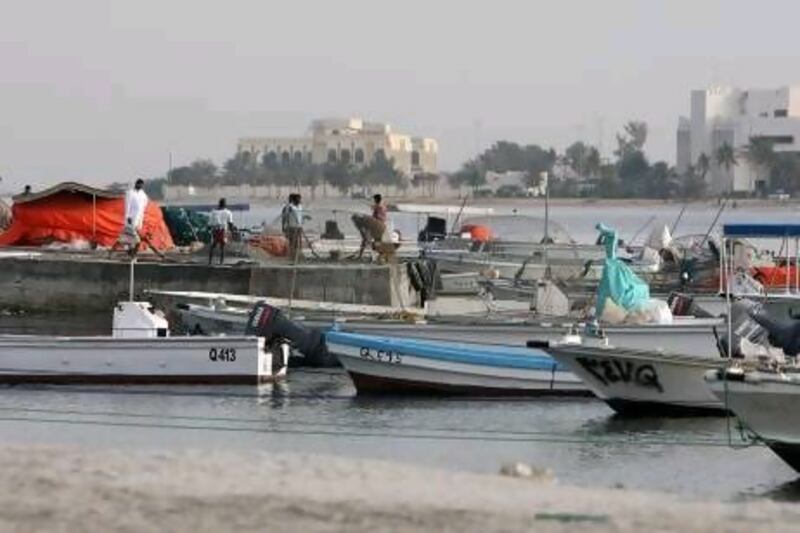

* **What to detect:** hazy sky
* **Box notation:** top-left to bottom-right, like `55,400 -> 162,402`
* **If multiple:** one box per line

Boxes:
0,0 -> 798,190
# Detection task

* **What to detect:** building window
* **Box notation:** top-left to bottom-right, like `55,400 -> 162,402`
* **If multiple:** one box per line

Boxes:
294,151 -> 303,164
281,151 -> 291,165
327,149 -> 338,163
354,148 -> 365,164
775,109 -> 789,118
375,149 -> 387,163
340,149 -> 352,164
306,152 -> 313,163
241,150 -> 251,163
264,151 -> 278,167
411,150 -> 421,167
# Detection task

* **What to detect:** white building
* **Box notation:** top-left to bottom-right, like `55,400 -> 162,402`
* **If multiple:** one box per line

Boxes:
238,118 -> 438,177
677,85 -> 800,193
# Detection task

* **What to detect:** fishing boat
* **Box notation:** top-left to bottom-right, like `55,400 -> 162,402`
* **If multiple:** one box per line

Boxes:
0,300 -> 288,384
154,285 -> 723,357
326,330 -> 588,396
538,336 -> 726,415
0,257 -> 303,383
706,367 -> 800,471
543,223 -> 800,416
705,295 -> 800,472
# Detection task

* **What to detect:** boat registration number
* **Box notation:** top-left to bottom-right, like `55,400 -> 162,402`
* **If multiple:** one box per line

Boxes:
359,347 -> 403,364
575,356 -> 663,393
209,347 -> 237,362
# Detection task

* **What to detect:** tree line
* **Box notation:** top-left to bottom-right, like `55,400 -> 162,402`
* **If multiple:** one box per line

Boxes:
143,121 -> 800,200
450,121 -> 800,199
145,150 -> 412,200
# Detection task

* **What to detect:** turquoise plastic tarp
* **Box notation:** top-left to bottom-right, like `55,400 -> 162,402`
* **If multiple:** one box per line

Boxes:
595,223 -> 650,317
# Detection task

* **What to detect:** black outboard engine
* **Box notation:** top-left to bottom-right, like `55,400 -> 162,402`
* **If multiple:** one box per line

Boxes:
245,302 -> 337,367
715,300 -> 772,358
750,309 -> 800,357
418,216 -> 447,243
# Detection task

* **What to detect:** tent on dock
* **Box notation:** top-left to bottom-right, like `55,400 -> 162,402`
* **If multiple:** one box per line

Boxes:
0,182 -> 174,250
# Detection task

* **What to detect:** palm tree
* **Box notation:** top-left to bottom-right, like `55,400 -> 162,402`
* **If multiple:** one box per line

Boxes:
745,137 -> 777,192
696,153 -> 710,181
585,147 -> 601,178
715,143 -> 737,173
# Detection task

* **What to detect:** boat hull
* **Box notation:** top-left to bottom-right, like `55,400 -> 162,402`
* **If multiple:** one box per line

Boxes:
335,321 -> 722,358
0,335 -> 284,384
547,343 -> 726,415
327,332 -> 589,396
707,372 -> 800,471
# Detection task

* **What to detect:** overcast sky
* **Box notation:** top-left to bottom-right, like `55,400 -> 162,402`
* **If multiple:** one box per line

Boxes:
0,0 -> 798,190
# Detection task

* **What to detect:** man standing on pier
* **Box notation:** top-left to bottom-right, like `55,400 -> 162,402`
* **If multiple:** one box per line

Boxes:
283,193 -> 304,262
208,198 -> 234,265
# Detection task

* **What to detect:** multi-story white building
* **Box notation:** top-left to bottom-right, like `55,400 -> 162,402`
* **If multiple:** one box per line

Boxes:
677,86 -> 800,193
238,118 -> 438,177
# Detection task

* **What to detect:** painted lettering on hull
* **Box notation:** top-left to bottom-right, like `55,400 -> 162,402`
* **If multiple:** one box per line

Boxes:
575,357 -> 663,393
209,347 -> 237,362
359,347 -> 403,364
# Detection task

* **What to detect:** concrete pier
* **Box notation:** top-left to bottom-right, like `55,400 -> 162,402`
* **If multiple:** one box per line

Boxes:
0,253 -> 413,312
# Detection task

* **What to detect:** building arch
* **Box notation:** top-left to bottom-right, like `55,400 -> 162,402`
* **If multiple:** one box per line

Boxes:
327,149 -> 338,163
281,151 -> 291,165
340,149 -> 352,164
354,148 -> 365,164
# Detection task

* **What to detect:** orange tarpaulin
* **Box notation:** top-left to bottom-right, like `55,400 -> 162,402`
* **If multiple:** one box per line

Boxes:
0,183 -> 174,250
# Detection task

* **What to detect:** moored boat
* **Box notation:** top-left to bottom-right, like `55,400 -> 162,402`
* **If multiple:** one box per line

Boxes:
326,330 -> 588,396
0,300 -> 289,384
539,336 -> 726,415
705,367 -> 800,471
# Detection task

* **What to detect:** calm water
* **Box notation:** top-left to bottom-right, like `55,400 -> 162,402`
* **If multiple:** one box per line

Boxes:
3,200 -> 800,501
0,372 -> 794,502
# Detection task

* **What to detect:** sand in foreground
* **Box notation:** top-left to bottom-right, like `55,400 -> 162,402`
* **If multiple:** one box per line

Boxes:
3,446 -> 800,532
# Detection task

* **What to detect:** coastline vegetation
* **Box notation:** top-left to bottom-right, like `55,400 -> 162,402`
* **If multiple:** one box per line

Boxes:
142,121 -> 800,201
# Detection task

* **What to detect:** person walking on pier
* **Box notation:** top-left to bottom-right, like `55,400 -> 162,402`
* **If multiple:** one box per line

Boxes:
110,178 -> 149,258
208,198 -> 234,265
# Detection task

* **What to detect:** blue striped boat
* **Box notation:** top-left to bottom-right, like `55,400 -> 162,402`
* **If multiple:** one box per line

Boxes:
325,331 -> 589,396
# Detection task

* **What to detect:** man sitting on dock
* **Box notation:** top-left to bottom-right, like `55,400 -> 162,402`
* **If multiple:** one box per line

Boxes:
208,198 -> 235,265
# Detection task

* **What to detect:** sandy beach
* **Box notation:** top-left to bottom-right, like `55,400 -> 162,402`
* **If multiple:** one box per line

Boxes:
1,445 -> 797,532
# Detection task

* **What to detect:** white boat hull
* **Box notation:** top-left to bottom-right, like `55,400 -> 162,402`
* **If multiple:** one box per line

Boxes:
707,371 -> 800,471
0,335 -> 285,384
328,338 -> 588,396
175,304 -> 723,359
547,342 -> 726,415
336,320 -> 722,358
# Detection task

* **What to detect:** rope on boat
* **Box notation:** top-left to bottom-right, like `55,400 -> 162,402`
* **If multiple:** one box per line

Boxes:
0,403 -> 758,448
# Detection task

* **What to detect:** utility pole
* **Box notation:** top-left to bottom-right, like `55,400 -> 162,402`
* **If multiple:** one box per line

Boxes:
168,151 -> 173,183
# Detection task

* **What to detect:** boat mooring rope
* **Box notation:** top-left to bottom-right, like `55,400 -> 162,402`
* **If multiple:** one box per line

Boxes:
0,403 -> 759,448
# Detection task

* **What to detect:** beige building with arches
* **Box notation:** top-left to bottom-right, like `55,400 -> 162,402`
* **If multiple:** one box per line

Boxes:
238,118 -> 438,177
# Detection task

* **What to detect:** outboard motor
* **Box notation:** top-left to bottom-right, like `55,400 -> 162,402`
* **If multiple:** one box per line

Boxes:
750,309 -> 800,357
418,216 -> 447,243
245,302 -> 337,367
716,300 -> 772,358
